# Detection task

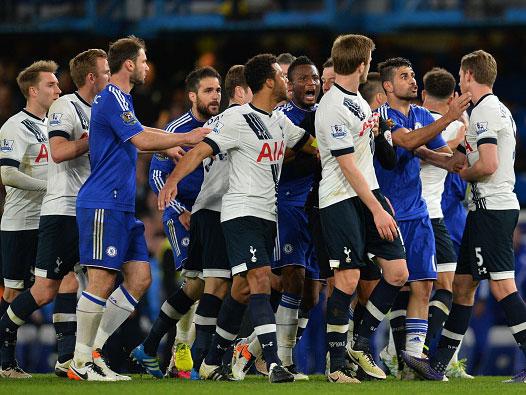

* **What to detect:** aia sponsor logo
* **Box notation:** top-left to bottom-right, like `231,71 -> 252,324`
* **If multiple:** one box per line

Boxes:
256,141 -> 284,163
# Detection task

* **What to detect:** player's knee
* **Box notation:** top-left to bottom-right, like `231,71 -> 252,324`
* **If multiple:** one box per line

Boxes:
410,281 -> 433,304
183,277 -> 204,301
452,275 -> 478,305
247,267 -> 272,294
383,261 -> 409,286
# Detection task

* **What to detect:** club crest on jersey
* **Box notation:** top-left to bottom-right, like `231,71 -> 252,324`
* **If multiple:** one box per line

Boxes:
414,122 -> 423,130
106,246 -> 118,258
0,139 -> 14,152
475,121 -> 488,135
49,113 -> 63,126
257,141 -> 284,162
331,125 -> 347,139
181,237 -> 190,247
283,244 -> 294,254
213,121 -> 224,134
121,111 -> 137,126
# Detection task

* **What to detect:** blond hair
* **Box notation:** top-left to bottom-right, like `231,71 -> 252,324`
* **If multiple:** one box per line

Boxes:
69,49 -> 107,88
461,50 -> 497,87
331,34 -> 375,75
16,60 -> 58,99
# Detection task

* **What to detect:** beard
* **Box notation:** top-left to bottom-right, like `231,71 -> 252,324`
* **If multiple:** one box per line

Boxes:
395,90 -> 417,101
130,69 -> 145,86
196,98 -> 219,119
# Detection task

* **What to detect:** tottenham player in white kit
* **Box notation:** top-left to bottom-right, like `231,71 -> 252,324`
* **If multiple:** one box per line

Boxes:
403,50 -> 526,384
0,50 -> 110,378
131,65 -> 253,378
159,54 -> 316,383
0,60 -> 61,377
418,67 -> 472,379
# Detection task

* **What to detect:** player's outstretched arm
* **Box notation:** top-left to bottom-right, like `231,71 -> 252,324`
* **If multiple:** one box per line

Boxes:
158,141 -> 213,211
0,166 -> 46,191
336,154 -> 398,241
49,135 -> 89,163
131,126 -> 211,152
392,92 -> 472,151
415,146 -> 465,173
460,143 -> 498,182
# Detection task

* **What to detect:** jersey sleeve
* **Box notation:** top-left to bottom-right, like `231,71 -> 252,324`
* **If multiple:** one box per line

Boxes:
105,91 -> 144,142
202,111 -> 240,155
318,105 -> 355,157
0,120 -> 28,167
472,109 -> 499,146
47,99 -> 76,139
426,133 -> 447,150
281,115 -> 309,151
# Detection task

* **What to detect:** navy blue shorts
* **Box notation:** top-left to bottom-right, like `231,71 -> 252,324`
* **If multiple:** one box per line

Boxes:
164,213 -> 189,270
77,208 -> 149,271
398,217 -> 437,282
273,204 -> 320,280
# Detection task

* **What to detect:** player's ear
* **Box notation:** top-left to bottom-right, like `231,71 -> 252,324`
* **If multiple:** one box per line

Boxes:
188,91 -> 197,104
421,89 -> 427,102
382,80 -> 393,94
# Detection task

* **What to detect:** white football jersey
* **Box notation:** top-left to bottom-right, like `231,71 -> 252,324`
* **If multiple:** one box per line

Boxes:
203,103 -> 308,223
41,93 -> 91,216
192,106 -> 239,214
316,83 -> 379,209
420,113 -> 464,218
461,94 -> 519,211
0,110 -> 48,230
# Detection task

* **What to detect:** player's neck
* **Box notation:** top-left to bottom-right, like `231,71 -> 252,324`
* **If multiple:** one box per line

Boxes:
388,96 -> 411,116
191,108 -> 208,123
77,85 -> 95,105
470,85 -> 493,106
423,99 -> 448,115
251,92 -> 276,115
110,74 -> 133,94
25,100 -> 47,120
334,74 -> 359,94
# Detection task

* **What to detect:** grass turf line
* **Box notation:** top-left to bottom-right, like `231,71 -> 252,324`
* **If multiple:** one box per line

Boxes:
0,375 -> 521,395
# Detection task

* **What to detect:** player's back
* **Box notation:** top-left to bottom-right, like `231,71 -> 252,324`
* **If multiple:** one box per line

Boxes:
316,83 -> 377,209
149,110 -> 204,204
77,83 -> 144,213
277,101 -> 318,207
0,110 -> 48,230
42,93 -> 91,216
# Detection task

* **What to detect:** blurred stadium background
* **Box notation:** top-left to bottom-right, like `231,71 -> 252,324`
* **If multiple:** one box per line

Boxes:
0,0 -> 525,378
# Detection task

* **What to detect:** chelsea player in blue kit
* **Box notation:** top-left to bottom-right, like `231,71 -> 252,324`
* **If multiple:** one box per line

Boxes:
375,57 -> 471,377
273,56 -> 321,378
68,36 -> 209,381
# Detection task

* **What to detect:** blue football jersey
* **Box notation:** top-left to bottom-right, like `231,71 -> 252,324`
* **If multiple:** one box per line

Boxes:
277,101 -> 317,206
77,84 -> 144,212
148,110 -> 205,216
375,103 -> 447,221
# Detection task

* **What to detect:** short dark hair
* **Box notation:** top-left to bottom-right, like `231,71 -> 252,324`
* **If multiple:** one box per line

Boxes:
287,55 -> 316,81
377,57 -> 413,83
359,72 -> 383,105
69,49 -> 107,88
108,35 -> 146,74
244,54 -> 278,94
322,57 -> 333,69
423,67 -> 456,100
185,66 -> 222,93
224,65 -> 248,99
277,53 -> 295,65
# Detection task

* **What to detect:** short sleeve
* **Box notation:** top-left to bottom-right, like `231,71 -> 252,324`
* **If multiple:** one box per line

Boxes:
203,111 -> 240,155
47,99 -> 75,139
317,105 -> 355,157
472,110 -> 499,146
281,115 -> 309,151
0,120 -> 28,167
106,89 -> 144,143
426,133 -> 447,150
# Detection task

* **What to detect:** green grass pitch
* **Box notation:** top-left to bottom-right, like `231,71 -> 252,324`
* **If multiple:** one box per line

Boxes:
0,375 -> 523,395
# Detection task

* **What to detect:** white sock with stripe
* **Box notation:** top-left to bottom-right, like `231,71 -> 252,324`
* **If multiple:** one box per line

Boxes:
175,301 -> 197,345
74,291 -> 106,366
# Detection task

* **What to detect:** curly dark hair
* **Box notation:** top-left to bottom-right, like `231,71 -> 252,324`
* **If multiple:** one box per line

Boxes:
244,53 -> 277,94
377,57 -> 413,83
